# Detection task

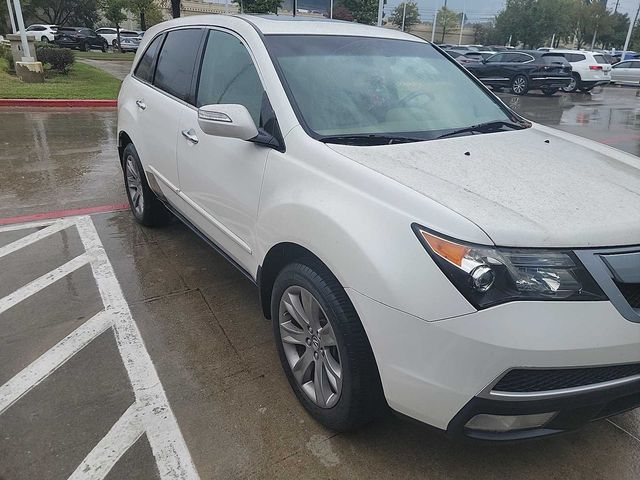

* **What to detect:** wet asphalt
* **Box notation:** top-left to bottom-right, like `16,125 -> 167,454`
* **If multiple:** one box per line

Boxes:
0,86 -> 639,479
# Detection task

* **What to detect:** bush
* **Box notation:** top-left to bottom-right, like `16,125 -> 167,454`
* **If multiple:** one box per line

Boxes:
3,48 -> 14,72
37,47 -> 74,74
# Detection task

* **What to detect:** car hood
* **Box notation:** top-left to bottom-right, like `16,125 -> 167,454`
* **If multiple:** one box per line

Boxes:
327,124 -> 640,248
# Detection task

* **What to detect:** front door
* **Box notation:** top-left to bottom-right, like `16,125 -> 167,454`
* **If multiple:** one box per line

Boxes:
177,29 -> 272,274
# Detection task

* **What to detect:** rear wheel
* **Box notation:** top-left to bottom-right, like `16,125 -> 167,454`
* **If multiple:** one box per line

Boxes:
40,36 -> 49,43
122,143 -> 172,227
100,42 -> 107,52
562,74 -> 580,93
80,41 -> 89,52
541,87 -> 558,96
272,261 -> 385,431
510,75 -> 529,95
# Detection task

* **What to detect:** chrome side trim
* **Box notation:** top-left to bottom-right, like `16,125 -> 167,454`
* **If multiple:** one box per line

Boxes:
147,165 -> 252,254
484,373 -> 640,401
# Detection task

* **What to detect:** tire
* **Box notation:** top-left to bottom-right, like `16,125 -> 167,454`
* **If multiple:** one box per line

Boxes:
510,75 -> 529,95
80,41 -> 89,52
271,261 -> 386,432
562,73 -> 580,93
541,87 -> 558,96
122,143 -> 172,227
112,39 -> 118,47
100,42 -> 107,52
40,36 -> 49,43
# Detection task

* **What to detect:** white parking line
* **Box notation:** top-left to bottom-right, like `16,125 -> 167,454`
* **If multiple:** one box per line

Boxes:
0,219 -> 73,259
0,215 -> 200,480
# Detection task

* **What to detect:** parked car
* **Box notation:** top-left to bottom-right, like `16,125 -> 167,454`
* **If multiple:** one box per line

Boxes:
25,24 -> 58,43
96,27 -> 141,47
118,15 -> 640,441
54,27 -> 108,51
548,50 -> 611,93
117,35 -> 141,52
610,59 -> 640,85
465,50 -> 572,95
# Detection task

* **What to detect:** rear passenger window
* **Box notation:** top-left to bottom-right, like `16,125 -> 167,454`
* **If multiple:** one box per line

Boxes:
134,34 -> 163,83
196,30 -> 264,125
593,54 -> 607,64
154,29 -> 203,102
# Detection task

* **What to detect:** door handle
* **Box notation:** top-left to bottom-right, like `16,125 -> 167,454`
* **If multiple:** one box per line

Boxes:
135,100 -> 146,110
181,128 -> 199,144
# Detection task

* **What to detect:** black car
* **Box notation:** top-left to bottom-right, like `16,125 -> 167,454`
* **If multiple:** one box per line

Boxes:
54,27 -> 108,52
465,51 -> 572,96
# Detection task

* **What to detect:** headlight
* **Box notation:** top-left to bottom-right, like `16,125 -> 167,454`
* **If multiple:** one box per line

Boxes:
413,225 -> 607,309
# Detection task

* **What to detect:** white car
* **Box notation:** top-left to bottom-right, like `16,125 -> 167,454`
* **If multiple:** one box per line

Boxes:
25,24 -> 58,42
551,49 -> 612,92
96,27 -> 140,47
118,15 -> 640,441
610,59 -> 640,85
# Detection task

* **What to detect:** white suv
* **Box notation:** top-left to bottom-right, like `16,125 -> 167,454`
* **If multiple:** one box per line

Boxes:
552,49 -> 612,92
118,15 -> 640,441
96,27 -> 141,47
25,24 -> 58,43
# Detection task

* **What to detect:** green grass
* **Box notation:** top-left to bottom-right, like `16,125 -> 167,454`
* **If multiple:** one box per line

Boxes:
0,59 -> 121,99
75,50 -> 136,61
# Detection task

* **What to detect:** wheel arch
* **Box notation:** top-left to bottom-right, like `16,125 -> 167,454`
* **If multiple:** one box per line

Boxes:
259,242 -> 335,319
118,130 -> 133,168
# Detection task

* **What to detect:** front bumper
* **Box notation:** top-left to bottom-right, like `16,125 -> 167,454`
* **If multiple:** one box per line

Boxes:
347,289 -> 640,440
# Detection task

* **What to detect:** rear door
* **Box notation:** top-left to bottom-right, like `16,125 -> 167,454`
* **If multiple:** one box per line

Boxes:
130,29 -> 204,203
612,61 -> 634,83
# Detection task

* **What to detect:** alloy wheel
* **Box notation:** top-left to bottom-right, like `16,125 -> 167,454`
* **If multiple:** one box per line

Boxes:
563,76 -> 577,92
278,286 -> 343,409
125,155 -> 144,216
512,76 -> 527,94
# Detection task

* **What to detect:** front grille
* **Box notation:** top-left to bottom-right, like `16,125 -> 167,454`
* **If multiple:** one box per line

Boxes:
493,364 -> 640,393
616,282 -> 640,308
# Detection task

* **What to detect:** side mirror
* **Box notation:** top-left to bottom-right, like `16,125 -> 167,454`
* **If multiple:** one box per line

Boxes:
197,104 -> 258,141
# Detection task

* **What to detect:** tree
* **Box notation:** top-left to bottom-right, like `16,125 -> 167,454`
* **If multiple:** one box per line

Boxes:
23,0 -> 100,27
338,0 -> 378,25
599,12 -> 630,49
437,6 -> 459,43
103,0 -> 126,51
570,0 -> 613,49
390,2 -> 420,31
331,4 -> 354,21
233,0 -> 282,14
129,0 -> 156,30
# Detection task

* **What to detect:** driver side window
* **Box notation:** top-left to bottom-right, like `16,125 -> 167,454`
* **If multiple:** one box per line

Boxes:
196,30 -> 265,126
487,53 -> 504,63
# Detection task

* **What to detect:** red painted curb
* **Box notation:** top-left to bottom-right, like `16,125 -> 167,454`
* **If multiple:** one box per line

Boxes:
0,204 -> 130,226
0,99 -> 117,107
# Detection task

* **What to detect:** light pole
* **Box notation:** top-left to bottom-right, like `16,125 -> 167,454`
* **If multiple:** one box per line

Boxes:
377,0 -> 384,26
401,2 -> 407,31
458,1 -> 466,45
5,0 -> 16,33
330,0 -> 333,19
622,0 -> 640,61
12,0 -> 33,62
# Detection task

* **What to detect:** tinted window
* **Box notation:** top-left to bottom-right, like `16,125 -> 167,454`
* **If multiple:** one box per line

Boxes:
542,54 -> 568,65
154,29 -> 203,102
196,30 -> 264,125
614,61 -> 631,68
593,54 -> 607,64
486,53 -> 504,63
135,34 -> 164,83
446,50 -> 462,58
504,53 -> 530,63
631,61 -> 640,69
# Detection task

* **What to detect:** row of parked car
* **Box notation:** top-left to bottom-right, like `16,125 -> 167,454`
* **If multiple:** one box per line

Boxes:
442,44 -> 639,96
25,24 -> 143,52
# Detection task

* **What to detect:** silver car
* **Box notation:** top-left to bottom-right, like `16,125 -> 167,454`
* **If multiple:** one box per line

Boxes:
610,59 -> 640,85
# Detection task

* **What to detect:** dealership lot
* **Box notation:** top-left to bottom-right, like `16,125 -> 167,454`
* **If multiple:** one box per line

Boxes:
1,87 -> 640,479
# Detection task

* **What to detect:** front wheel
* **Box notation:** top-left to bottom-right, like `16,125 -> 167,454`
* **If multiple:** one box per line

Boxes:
562,74 -> 580,93
272,261 -> 385,431
510,75 -> 529,95
541,87 -> 558,96
40,36 -> 49,43
122,143 -> 172,227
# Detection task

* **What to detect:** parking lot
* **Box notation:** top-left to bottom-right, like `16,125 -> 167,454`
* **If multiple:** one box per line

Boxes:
1,86 -> 640,479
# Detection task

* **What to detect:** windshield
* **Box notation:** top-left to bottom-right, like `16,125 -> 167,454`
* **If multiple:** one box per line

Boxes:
265,35 -> 517,141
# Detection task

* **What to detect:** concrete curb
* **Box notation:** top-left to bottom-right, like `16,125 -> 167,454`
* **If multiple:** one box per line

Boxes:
0,99 -> 117,107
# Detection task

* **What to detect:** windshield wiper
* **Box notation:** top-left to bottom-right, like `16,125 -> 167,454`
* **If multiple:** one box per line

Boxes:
319,134 -> 424,146
436,120 -> 528,140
